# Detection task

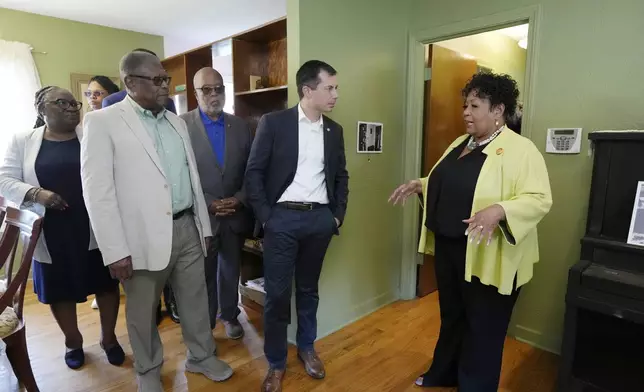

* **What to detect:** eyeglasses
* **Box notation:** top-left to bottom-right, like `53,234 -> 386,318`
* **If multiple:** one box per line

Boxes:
196,85 -> 225,96
48,99 -> 82,112
83,90 -> 107,98
128,75 -> 172,87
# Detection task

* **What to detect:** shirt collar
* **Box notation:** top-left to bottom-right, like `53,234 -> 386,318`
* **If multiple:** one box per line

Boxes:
126,94 -> 166,120
199,108 -> 224,126
298,104 -> 323,128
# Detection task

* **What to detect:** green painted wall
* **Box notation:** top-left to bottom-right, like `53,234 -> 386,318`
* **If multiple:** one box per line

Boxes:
292,0 -> 644,353
286,0 -> 410,340
0,8 -> 163,91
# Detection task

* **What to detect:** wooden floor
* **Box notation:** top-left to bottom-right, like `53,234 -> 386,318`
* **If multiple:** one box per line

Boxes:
0,290 -> 558,391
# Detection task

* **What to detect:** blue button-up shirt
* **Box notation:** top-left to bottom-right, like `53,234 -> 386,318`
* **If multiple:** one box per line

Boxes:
127,96 -> 193,214
199,109 -> 225,167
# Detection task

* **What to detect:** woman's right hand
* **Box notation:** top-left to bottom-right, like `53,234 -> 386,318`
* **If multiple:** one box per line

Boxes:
35,189 -> 68,210
388,179 -> 422,206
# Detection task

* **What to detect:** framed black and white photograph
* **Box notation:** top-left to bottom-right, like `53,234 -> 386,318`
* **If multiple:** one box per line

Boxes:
357,121 -> 383,153
627,181 -> 644,246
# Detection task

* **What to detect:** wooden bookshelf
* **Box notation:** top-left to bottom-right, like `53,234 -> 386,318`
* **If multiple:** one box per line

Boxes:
160,18 -> 287,311
161,17 -> 288,124
232,18 -> 288,133
235,85 -> 287,96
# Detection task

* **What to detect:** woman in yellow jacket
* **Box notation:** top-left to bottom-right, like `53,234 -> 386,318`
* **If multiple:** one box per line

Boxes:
390,73 -> 552,391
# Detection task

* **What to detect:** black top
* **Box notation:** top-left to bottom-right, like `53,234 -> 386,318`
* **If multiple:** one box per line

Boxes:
425,137 -> 487,238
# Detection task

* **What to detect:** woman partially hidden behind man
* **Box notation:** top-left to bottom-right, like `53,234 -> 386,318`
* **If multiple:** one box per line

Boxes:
390,72 -> 552,391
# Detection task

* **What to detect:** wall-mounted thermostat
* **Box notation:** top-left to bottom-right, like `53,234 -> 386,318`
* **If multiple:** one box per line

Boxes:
546,128 -> 582,154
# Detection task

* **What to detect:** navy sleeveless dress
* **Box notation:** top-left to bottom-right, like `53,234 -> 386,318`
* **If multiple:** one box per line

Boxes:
32,138 -> 118,304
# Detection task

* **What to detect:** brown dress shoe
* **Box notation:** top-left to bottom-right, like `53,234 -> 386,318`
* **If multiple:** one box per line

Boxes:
261,368 -> 285,392
298,350 -> 325,379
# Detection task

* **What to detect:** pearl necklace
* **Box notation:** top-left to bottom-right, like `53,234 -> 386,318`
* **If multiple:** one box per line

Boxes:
466,126 -> 504,150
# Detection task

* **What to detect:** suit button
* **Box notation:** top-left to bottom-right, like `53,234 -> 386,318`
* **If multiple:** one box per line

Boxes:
164,185 -> 169,189
167,212 -> 172,216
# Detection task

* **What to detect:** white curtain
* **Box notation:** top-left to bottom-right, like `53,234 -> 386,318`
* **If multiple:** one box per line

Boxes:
0,40 -> 42,158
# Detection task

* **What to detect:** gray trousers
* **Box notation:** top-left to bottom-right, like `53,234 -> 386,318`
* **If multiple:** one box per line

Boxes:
204,225 -> 244,328
122,215 -> 216,375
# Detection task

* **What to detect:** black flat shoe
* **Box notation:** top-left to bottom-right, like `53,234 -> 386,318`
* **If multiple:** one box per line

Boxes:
64,348 -> 85,370
101,342 -> 125,366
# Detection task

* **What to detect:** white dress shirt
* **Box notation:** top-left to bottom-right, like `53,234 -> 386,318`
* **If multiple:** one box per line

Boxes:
277,104 -> 329,204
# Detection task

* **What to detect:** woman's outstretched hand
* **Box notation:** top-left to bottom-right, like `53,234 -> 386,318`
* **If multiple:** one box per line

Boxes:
463,204 -> 506,246
388,179 -> 422,206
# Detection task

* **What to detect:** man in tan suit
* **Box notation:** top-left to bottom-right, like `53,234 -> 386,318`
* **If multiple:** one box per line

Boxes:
80,51 -> 233,392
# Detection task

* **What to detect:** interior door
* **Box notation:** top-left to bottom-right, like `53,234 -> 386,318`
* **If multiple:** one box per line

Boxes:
417,44 -> 478,297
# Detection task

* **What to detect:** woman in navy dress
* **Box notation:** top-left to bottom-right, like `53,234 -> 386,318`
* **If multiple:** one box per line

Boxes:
0,86 -> 124,369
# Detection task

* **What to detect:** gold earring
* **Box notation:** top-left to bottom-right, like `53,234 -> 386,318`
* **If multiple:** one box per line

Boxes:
495,120 -> 499,127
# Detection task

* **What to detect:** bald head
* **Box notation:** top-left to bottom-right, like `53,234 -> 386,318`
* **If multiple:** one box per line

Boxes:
194,67 -> 223,88
193,67 -> 226,117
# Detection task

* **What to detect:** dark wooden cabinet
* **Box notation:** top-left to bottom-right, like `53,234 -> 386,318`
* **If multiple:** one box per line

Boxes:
559,131 -> 644,392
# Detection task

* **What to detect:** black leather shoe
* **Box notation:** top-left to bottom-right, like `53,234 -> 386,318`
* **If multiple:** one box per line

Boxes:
167,299 -> 180,324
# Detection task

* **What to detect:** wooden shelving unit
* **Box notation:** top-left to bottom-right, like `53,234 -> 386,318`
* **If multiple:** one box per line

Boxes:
235,85 -> 288,96
232,18 -> 288,133
161,18 -> 287,311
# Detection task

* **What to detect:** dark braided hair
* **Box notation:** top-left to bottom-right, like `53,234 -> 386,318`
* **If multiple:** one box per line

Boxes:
34,86 -> 55,128
462,72 -> 520,123
89,75 -> 120,95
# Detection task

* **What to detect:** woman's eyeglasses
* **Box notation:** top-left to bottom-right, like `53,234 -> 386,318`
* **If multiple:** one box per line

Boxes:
48,99 -> 82,112
196,85 -> 225,96
128,75 -> 172,87
84,90 -> 107,98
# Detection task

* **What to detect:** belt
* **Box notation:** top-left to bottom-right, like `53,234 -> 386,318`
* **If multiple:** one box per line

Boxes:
173,208 -> 193,220
277,202 -> 327,211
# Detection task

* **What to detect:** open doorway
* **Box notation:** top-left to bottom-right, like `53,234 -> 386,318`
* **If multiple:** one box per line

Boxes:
416,23 -> 529,297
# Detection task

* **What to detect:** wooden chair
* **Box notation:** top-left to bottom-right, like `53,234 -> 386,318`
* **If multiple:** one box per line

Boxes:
0,206 -> 43,392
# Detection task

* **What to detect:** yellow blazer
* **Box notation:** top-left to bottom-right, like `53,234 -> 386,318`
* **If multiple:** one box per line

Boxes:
418,128 -> 552,295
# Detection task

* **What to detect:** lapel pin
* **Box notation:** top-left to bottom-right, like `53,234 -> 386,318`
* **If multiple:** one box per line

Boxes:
326,127 -> 330,132
496,148 -> 504,155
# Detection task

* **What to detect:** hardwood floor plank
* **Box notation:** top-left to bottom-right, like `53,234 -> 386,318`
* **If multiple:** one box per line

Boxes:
0,288 -> 559,391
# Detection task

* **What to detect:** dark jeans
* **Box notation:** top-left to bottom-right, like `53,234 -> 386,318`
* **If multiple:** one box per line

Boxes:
204,226 -> 244,328
262,205 -> 335,369
422,234 -> 520,392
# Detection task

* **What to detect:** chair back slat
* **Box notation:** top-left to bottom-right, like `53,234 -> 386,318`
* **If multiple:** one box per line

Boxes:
0,206 -> 43,320
0,196 -> 10,284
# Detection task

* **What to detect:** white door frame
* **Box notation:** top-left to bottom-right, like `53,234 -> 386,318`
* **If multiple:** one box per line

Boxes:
398,5 -> 543,300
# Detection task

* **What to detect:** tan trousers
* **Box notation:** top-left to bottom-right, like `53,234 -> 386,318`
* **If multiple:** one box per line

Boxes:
122,214 -> 215,375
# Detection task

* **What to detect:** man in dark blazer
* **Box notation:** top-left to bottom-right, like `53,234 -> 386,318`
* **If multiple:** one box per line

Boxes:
180,67 -> 253,341
245,60 -> 349,392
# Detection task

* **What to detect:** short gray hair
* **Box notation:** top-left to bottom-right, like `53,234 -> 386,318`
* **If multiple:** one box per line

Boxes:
119,51 -> 159,80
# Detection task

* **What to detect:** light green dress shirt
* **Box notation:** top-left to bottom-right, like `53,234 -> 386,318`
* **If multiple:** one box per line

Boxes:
127,96 -> 193,214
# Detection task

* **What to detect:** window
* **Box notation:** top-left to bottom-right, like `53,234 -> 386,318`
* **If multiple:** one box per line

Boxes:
0,40 -> 42,159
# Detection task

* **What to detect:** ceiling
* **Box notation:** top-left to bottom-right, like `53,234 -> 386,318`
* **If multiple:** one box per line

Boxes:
0,0 -> 286,56
497,24 -> 529,42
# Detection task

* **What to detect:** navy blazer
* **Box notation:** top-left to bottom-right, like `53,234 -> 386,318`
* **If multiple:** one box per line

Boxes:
245,106 -> 349,235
